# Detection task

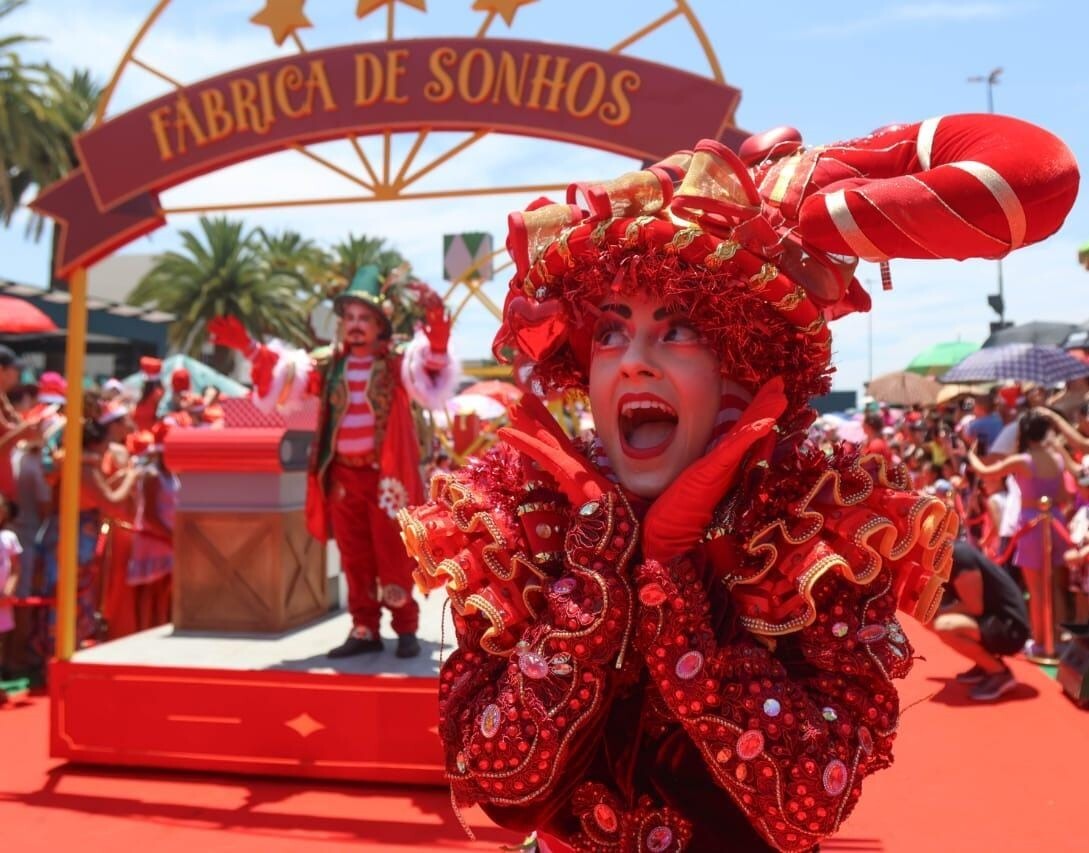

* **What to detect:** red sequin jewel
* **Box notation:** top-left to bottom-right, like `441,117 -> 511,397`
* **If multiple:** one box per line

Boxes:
646,825 -> 674,852
675,650 -> 705,680
736,729 -> 765,761
639,583 -> 668,606
593,803 -> 619,833
823,759 -> 848,796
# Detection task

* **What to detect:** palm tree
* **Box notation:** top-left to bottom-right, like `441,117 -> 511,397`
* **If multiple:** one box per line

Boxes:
0,0 -> 67,224
252,227 -> 331,314
327,233 -> 407,294
128,216 -> 315,373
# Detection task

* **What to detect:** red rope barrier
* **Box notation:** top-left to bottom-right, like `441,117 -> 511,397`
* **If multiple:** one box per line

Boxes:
0,596 -> 55,608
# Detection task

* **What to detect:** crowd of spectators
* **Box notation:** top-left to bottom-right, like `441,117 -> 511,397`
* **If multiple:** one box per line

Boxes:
0,345 -> 221,683
5,336 -> 1087,702
815,378 -> 1089,700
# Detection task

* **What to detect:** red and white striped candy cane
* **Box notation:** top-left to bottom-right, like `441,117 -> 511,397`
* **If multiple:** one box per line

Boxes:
760,113 -> 1079,263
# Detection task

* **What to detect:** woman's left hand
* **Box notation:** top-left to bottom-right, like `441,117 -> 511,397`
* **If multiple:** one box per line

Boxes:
642,378 -> 786,564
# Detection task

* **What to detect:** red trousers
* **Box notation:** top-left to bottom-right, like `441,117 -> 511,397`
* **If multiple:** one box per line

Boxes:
328,462 -> 419,636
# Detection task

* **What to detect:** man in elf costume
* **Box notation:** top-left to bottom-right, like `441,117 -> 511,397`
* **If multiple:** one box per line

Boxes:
211,266 -> 456,659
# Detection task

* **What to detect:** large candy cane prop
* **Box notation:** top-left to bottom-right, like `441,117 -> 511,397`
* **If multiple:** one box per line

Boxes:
761,113 -> 1079,262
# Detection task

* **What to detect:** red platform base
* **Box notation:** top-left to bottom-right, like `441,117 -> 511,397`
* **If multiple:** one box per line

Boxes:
50,660 -> 443,784
48,608 -> 451,784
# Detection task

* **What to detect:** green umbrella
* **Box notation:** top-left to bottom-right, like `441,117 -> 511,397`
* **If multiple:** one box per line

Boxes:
905,341 -> 980,377
1079,240 -> 1089,270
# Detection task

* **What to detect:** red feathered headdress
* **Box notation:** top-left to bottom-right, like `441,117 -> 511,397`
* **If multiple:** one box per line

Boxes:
494,113 -> 1078,420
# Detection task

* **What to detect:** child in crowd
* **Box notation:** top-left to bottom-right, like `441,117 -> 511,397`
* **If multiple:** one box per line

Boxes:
0,494 -> 24,673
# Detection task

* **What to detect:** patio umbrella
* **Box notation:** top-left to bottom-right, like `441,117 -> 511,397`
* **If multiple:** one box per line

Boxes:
460,379 -> 522,408
940,343 -> 1089,385
0,295 -> 57,334
935,382 -> 994,406
446,392 -> 507,421
866,370 -> 940,406
982,321 -> 1078,348
905,341 -> 979,376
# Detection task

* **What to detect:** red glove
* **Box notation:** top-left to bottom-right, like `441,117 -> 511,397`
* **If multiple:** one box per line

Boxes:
498,392 -> 611,507
422,293 -> 451,356
207,316 -> 254,354
642,378 -> 787,564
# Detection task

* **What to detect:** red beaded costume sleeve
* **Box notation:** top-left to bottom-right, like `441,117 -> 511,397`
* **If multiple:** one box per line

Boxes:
400,442 -> 642,820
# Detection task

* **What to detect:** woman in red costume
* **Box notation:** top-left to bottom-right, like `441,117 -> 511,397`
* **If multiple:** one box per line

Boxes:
399,114 -> 1078,852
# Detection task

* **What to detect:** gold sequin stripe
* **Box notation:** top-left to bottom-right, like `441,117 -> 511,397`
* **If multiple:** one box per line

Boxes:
772,286 -> 807,312
590,217 -> 615,246
465,594 -> 513,656
397,509 -> 443,579
747,262 -> 780,291
737,552 -> 850,635
516,501 -> 564,516
704,238 -> 741,269
736,493 -> 945,627
858,575 -> 906,686
669,224 -> 703,251
622,214 -> 661,247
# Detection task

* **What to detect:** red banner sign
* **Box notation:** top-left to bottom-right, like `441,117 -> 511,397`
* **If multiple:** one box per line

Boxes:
34,38 -> 743,277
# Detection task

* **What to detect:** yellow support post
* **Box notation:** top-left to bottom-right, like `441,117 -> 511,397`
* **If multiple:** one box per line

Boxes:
55,267 -> 88,661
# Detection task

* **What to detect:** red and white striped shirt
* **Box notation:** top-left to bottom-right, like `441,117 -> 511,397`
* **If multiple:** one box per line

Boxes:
335,355 -> 376,455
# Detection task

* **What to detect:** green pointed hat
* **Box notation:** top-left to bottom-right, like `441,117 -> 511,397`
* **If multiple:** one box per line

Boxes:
334,265 -> 389,327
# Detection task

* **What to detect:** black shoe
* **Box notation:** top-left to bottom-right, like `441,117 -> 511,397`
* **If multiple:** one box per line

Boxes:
327,632 -> 383,659
954,664 -> 989,685
969,667 -> 1017,701
395,633 -> 421,659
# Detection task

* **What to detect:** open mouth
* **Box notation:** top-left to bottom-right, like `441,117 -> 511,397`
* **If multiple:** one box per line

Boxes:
618,394 -> 678,458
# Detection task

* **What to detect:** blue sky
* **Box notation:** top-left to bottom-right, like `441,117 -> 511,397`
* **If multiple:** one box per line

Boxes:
2,0 -> 1087,396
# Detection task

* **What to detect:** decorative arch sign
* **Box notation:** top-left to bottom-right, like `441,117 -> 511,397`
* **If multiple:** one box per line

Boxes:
34,37 -> 743,278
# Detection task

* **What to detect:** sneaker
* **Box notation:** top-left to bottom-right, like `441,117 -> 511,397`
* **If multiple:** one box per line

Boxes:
1023,640 -> 1051,659
969,668 -> 1017,701
327,629 -> 383,659
954,664 -> 989,685
395,633 -> 421,659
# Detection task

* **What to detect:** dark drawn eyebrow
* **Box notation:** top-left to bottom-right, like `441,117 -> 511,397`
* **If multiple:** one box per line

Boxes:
653,306 -> 687,321
598,303 -> 632,318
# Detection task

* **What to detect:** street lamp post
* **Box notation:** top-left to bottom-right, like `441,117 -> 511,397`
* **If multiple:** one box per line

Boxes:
968,67 -> 1007,330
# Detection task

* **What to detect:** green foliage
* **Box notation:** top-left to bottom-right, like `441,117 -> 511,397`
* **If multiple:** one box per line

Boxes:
128,216 -> 316,371
0,1 -> 101,236
130,219 -> 437,364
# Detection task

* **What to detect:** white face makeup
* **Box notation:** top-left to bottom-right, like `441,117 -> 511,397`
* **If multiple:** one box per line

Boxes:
588,293 -> 722,499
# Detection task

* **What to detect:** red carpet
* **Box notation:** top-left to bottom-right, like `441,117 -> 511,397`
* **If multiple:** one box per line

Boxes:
2,621 -> 1085,852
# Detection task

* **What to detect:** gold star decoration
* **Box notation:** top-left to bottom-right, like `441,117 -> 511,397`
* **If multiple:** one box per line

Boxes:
250,0 -> 313,46
356,0 -> 427,19
472,0 -> 538,27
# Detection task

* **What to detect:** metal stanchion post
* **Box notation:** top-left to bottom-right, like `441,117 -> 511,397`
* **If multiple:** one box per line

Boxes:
1028,496 -> 1060,665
